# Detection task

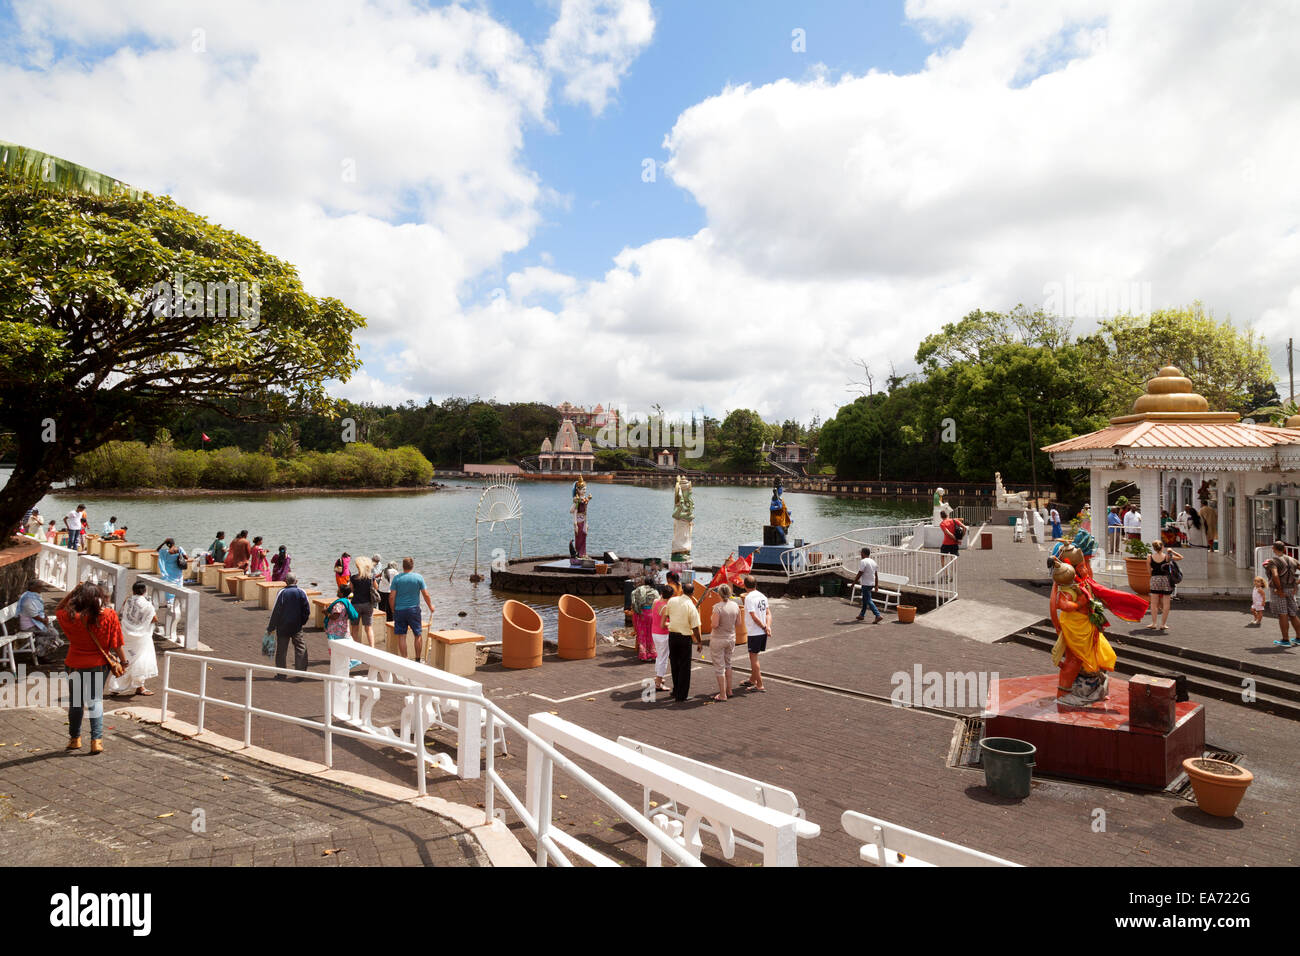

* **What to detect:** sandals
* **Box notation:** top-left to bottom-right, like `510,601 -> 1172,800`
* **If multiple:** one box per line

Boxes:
740,679 -> 756,688
712,694 -> 727,702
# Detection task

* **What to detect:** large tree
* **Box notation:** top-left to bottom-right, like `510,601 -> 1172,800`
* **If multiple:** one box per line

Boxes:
0,163 -> 364,538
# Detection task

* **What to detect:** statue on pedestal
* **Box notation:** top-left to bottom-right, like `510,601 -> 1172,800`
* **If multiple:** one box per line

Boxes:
571,477 -> 591,558
671,476 -> 694,563
995,471 -> 1028,510
769,481 -> 792,544
932,487 -> 948,525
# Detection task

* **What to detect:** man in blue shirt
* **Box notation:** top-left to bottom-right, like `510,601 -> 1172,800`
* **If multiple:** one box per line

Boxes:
389,557 -> 435,660
267,574 -> 312,678
1106,507 -> 1122,553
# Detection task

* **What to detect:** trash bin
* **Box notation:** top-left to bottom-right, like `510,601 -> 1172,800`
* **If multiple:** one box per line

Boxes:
980,737 -> 1036,798
980,531 -> 993,550
820,578 -> 842,597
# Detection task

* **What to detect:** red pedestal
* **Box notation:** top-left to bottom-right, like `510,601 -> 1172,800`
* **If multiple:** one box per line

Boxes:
984,675 -> 1205,789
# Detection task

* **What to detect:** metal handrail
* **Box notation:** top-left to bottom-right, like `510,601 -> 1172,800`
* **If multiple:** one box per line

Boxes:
159,652 -> 700,867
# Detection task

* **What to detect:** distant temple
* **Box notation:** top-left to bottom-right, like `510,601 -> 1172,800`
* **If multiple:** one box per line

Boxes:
539,419 -> 595,473
555,402 -> 619,429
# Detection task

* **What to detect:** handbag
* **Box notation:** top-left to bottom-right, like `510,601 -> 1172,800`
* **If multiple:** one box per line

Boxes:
261,632 -> 276,657
89,628 -> 127,678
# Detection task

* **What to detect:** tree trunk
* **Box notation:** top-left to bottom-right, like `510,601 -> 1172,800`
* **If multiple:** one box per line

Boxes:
0,426 -> 73,548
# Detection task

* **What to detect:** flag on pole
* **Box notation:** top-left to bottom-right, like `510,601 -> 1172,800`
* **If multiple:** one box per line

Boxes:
201,433 -> 211,442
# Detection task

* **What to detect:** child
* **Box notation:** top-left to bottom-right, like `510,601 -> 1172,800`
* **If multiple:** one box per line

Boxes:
1251,576 -> 1267,626
326,585 -> 361,669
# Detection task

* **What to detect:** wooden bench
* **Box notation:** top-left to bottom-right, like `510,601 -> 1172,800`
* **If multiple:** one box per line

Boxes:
840,811 -> 1020,867
617,736 -> 819,860
849,572 -> 907,612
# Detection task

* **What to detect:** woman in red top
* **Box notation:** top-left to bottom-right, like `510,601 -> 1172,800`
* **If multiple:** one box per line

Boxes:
56,583 -> 125,755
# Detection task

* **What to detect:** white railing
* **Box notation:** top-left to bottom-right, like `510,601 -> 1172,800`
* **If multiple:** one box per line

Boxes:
952,504 -> 993,527
159,651 -> 700,867
76,554 -> 131,610
528,713 -> 808,866
1255,544 -> 1300,581
36,541 -> 78,591
841,811 -> 1020,867
136,574 -> 199,649
781,533 -> 959,605
781,525 -> 927,577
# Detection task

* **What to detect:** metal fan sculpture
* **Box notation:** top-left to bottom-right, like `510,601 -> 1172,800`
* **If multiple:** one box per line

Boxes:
450,476 -> 525,582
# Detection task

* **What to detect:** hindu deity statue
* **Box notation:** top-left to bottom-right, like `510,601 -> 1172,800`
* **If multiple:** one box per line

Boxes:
671,476 -> 694,562
769,481 -> 792,543
571,477 -> 591,558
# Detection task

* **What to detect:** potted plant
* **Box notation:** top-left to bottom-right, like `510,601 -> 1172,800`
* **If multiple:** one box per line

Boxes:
1182,757 -> 1253,817
896,604 -> 917,623
1124,537 -> 1151,596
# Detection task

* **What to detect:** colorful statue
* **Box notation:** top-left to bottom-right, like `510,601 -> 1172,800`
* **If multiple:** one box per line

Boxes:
671,476 -> 694,562
1047,531 -> 1148,705
571,477 -> 591,558
769,482 -> 792,543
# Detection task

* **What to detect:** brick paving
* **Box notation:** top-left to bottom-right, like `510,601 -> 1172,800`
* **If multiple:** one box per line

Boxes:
0,708 -> 485,867
10,530 -> 1298,867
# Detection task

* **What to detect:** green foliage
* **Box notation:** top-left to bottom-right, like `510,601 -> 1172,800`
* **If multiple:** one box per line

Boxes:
717,409 -> 767,471
70,442 -> 433,490
1125,537 -> 1152,559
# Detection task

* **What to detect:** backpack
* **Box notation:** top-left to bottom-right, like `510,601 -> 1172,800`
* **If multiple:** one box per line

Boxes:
952,521 -> 966,541
1269,554 -> 1299,589
325,601 -> 352,639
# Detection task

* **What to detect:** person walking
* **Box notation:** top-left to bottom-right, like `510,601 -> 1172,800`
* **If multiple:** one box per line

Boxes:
663,581 -> 702,702
56,583 -> 124,754
208,531 -> 227,565
64,504 -> 86,551
348,556 -> 377,647
709,583 -> 739,701
1263,541 -> 1300,646
107,582 -> 159,697
156,538 -> 187,589
938,512 -> 965,566
389,557 -> 435,660
630,575 -> 659,662
852,547 -> 883,624
267,574 -> 312,677
741,575 -> 770,692
650,584 -> 672,692
1146,541 -> 1182,631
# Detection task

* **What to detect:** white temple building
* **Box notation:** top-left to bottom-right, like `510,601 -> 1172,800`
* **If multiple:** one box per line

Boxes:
1043,366 -> 1300,593
538,419 -> 594,474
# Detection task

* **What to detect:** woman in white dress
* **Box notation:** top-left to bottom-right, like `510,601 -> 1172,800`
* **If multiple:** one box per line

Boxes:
107,582 -> 159,697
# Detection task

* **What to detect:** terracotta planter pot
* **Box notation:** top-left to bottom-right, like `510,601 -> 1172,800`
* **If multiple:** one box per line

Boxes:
1182,757 -> 1253,817
502,599 -> 544,669
556,593 -> 597,660
696,588 -> 721,635
1124,556 -> 1151,596
896,605 -> 917,624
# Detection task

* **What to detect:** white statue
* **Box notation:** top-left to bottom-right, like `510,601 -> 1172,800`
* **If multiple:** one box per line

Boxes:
671,476 -> 694,561
995,471 -> 1028,509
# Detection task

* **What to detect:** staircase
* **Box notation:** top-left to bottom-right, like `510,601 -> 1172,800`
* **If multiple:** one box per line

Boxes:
1008,624 -> 1300,721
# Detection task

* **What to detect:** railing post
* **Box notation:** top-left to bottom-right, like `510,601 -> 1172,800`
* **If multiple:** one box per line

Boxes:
484,710 -> 496,826
244,665 -> 253,747
160,653 -> 171,725
535,754 -> 553,867
196,660 -> 208,732
323,674 -> 334,769
414,689 -> 427,797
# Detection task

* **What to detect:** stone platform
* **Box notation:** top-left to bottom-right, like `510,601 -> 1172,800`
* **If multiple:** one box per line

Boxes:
984,674 -> 1206,789
489,553 -> 823,597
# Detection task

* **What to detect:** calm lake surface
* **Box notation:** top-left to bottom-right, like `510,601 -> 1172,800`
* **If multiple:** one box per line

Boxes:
23,477 -> 928,636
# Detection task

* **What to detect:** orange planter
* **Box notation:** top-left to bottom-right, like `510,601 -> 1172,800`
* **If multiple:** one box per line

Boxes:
502,600 -> 544,669
1182,758 -> 1253,817
897,605 -> 917,624
696,588 -> 721,635
557,594 -> 597,660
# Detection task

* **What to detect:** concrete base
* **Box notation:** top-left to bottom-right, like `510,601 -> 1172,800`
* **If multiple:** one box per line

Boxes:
985,674 -> 1205,789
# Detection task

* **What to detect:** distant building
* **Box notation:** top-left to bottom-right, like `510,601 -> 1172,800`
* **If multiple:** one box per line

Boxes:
766,441 -> 813,464
555,402 -> 619,429
539,419 -> 595,473
656,448 -> 678,469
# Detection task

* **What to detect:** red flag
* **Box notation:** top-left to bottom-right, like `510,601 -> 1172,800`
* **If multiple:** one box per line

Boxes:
201,433 -> 211,442
708,552 -> 753,590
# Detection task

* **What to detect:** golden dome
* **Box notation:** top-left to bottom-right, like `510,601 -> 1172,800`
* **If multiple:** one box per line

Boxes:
1109,365 -> 1238,424
1286,414 -> 1300,429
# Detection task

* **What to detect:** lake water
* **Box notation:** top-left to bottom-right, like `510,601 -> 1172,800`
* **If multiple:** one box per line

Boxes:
21,477 -> 927,635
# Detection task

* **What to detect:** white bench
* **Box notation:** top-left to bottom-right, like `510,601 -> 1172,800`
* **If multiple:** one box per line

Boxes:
849,572 -> 907,612
1013,518 -> 1025,542
617,736 -> 819,860
841,811 -> 1020,867
0,603 -> 39,672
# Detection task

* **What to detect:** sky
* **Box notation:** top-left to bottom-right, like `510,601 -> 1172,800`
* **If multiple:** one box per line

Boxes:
2,0 -> 1298,425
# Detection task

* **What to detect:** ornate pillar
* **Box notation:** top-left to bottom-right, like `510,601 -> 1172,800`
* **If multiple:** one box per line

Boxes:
1089,467 -> 1109,551
1138,468 -> 1162,542
1234,472 -> 1255,568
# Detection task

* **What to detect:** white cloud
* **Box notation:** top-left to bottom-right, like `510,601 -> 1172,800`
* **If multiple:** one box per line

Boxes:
541,0 -> 655,115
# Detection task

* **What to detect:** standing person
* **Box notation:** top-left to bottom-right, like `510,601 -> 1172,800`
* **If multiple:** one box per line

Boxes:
225,530 -> 251,570
1106,508 -> 1122,553
107,582 -> 158,697
208,531 -> 227,565
709,583 -> 739,702
376,560 -> 397,615
1049,506 -> 1062,540
938,512 -> 965,566
156,538 -> 187,589
248,536 -> 270,580
56,583 -> 124,755
1199,499 -> 1218,549
334,552 -> 352,590
25,509 -> 44,537
389,557 -> 435,660
267,575 -> 311,677
650,584 -> 672,692
45,519 -> 58,543
64,504 -> 86,551
1263,541 -> 1300,647
1181,504 -> 1204,547
325,585 -> 360,664
852,547 -> 883,624
663,581 -> 702,702
1250,576 -> 1267,626
1123,505 -> 1142,541
101,515 -> 118,536
630,575 -> 659,662
1079,504 -> 1092,534
741,575 -> 770,692
1146,541 -> 1182,631
349,556 -> 377,647
270,545 -> 292,582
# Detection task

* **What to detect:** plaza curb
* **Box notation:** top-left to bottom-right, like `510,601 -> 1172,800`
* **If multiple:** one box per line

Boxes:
107,706 -> 533,867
